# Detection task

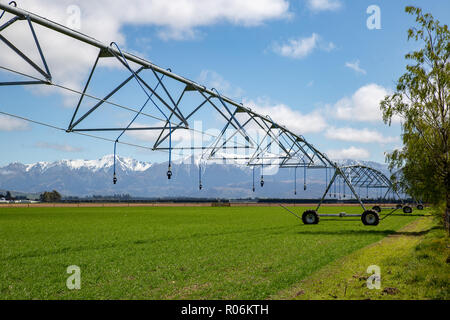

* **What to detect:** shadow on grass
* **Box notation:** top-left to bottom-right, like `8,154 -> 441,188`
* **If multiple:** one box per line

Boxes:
295,229 -> 397,236
295,225 -> 437,237
380,214 -> 433,217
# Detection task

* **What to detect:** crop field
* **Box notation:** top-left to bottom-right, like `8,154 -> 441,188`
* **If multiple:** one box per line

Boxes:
0,205 -> 425,299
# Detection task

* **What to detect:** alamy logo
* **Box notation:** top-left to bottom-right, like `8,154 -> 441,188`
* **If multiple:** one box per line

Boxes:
367,5 -> 381,30
66,5 -> 81,30
66,265 -> 81,290
366,265 -> 381,289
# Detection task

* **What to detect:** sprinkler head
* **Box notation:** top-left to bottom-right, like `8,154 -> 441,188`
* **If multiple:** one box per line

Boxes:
260,179 -> 264,187
167,165 -> 172,179
252,187 -> 255,192
113,174 -> 117,185
199,184 -> 203,190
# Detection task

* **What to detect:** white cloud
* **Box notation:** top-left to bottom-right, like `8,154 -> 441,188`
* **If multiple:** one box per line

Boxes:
345,60 -> 366,75
271,33 -> 335,59
272,33 -> 318,59
0,115 -> 29,131
325,127 -> 399,144
326,146 -> 370,160
307,0 -> 342,12
0,0 -> 290,97
244,98 -> 327,134
35,142 -> 83,152
197,70 -> 244,99
11,0 -> 291,40
332,83 -> 401,123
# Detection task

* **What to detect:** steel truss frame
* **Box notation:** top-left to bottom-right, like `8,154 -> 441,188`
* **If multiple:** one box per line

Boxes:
315,164 -> 403,212
0,2 -> 397,214
0,3 -> 334,168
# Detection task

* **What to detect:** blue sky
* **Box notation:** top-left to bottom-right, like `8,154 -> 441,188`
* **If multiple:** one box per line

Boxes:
0,0 -> 449,166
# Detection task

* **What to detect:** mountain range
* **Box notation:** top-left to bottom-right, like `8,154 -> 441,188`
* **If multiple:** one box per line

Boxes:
0,155 -> 389,199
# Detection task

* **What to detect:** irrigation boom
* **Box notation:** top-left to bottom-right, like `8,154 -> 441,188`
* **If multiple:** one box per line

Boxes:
0,1 -> 416,224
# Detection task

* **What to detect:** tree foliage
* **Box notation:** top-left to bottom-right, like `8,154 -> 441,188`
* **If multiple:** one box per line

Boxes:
381,7 -> 449,230
40,190 -> 62,203
5,191 -> 13,201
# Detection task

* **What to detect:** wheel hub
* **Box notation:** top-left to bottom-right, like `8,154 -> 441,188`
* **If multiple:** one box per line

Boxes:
306,214 -> 315,224
366,214 -> 376,224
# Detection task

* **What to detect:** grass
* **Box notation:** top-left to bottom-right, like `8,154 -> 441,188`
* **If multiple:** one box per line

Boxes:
275,215 -> 449,300
0,205 -> 425,299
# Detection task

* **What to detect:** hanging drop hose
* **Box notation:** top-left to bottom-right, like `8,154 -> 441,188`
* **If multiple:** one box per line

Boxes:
112,76 -> 164,184
109,42 -> 172,184
252,167 -> 255,192
199,162 -> 203,190
260,163 -> 264,187
303,165 -> 307,191
294,167 -> 297,195
113,142 -> 118,184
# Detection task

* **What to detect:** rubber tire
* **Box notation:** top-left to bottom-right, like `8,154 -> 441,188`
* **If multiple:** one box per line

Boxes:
403,206 -> 413,214
361,210 -> 380,226
372,205 -> 381,213
302,210 -> 319,225
416,204 -> 424,210
396,204 -> 403,209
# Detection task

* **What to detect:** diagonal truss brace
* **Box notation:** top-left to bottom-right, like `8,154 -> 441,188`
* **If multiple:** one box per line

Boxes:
0,9 -> 51,85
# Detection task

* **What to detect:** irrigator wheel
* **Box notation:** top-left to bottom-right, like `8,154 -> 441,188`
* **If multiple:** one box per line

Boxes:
416,204 -> 424,210
403,206 -> 413,214
302,210 -> 319,225
361,210 -> 380,226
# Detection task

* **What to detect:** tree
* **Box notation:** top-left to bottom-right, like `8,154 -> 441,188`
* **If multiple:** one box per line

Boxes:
5,191 -> 13,201
380,7 -> 449,232
40,190 -> 62,203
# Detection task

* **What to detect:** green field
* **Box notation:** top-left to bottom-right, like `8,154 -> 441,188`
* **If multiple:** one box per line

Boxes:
0,206 -> 423,299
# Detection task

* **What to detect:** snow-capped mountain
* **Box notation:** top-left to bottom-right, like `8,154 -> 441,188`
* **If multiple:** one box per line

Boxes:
24,155 -> 152,173
0,155 -> 389,198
